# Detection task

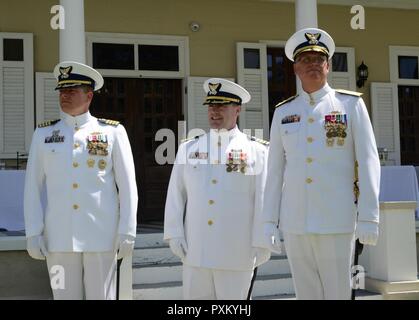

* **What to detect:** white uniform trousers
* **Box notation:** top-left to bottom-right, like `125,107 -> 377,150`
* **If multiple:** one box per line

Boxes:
183,265 -> 254,300
283,232 -> 355,300
46,252 -> 117,300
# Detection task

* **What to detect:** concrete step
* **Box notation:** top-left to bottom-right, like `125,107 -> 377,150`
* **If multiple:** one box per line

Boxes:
132,232 -> 292,299
133,255 -> 290,285
135,231 -> 165,248
132,245 -> 286,265
382,290 -> 419,300
133,244 -> 286,266
133,245 -> 179,265
254,290 -> 383,300
133,273 -> 294,300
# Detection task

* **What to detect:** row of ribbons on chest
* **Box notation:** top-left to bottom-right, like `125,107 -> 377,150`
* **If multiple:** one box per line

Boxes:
44,131 -> 109,156
281,113 -> 348,147
189,149 -> 248,173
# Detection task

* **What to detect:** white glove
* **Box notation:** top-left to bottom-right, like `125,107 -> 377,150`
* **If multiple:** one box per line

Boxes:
27,235 -> 49,260
264,222 -> 282,254
355,221 -> 379,246
115,234 -> 136,260
253,247 -> 271,267
169,237 -> 188,261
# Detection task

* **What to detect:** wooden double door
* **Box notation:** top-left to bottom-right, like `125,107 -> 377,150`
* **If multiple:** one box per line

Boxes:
267,47 -> 296,127
90,78 -> 183,225
399,86 -> 419,165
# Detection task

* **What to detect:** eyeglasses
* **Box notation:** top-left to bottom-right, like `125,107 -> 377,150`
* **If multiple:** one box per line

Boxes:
295,55 -> 328,65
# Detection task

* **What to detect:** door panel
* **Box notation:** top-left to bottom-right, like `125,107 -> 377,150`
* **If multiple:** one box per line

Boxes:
267,47 -> 296,127
399,85 -> 419,165
91,78 -> 183,225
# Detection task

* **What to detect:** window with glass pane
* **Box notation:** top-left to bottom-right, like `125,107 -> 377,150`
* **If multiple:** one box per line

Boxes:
244,48 -> 260,69
93,43 -> 134,70
138,45 -> 179,71
3,39 -> 24,61
332,52 -> 347,72
398,56 -> 419,79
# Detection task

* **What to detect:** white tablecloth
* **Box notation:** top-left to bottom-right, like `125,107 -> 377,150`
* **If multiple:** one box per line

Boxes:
0,170 -> 26,231
379,166 -> 419,219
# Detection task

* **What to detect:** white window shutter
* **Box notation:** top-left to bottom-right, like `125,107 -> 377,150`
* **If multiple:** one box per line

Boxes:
2,67 -> 25,154
371,82 -> 401,165
236,42 -> 269,139
186,76 -> 234,137
0,33 -> 33,158
35,73 -> 60,123
328,47 -> 356,91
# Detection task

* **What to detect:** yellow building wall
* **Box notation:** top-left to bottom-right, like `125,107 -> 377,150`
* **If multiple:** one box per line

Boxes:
318,4 -> 419,107
1,0 -> 419,110
84,0 -> 294,78
0,0 -> 58,72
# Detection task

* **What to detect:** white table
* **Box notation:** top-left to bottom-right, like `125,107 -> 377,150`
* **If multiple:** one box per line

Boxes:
0,170 -> 26,231
380,166 -> 419,219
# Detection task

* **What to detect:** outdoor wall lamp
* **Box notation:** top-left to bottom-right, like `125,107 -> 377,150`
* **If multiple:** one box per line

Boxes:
356,61 -> 369,88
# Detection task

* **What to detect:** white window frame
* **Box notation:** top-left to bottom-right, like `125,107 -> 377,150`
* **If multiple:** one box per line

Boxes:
389,46 -> 419,85
329,46 -> 356,91
0,32 -> 34,158
86,32 -> 189,79
236,42 -> 270,139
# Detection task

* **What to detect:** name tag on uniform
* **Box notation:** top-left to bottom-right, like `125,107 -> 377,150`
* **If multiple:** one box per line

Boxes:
281,114 -> 301,124
189,151 -> 208,159
44,130 -> 65,143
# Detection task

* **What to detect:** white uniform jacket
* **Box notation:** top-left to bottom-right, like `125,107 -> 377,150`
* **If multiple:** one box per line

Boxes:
24,111 -> 138,252
163,126 -> 268,271
263,84 -> 380,234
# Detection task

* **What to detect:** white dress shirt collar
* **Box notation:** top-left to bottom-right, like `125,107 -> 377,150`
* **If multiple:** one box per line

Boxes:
60,110 -> 93,128
300,83 -> 333,106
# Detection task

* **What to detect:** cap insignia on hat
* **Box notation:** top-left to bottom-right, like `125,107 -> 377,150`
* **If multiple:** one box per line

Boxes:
305,33 -> 321,45
208,83 -> 221,95
59,66 -> 73,79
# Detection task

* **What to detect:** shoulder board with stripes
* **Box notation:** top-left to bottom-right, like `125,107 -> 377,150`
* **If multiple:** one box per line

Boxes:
248,136 -> 270,146
98,118 -> 120,126
181,134 -> 204,143
37,119 -> 61,128
335,89 -> 363,97
275,94 -> 299,108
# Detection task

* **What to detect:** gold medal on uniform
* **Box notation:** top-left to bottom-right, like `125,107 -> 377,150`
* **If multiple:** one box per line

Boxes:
226,149 -> 247,174
87,132 -> 109,156
336,123 -> 346,146
324,116 -> 335,147
325,113 -> 348,147
98,159 -> 107,170
87,158 -> 95,168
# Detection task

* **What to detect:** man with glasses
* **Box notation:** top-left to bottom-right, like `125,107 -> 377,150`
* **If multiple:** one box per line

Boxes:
262,28 -> 380,299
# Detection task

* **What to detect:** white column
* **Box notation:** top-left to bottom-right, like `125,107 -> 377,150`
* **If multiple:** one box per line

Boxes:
295,0 -> 318,31
294,0 -> 318,93
59,0 -> 86,63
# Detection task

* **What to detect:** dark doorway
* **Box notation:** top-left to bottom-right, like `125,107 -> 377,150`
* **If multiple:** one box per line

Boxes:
267,47 -> 296,128
398,85 -> 419,165
90,78 -> 183,226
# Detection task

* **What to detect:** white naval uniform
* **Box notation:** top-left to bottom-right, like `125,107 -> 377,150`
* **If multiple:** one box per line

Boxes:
263,84 -> 380,299
24,110 -> 138,299
163,126 -> 269,299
